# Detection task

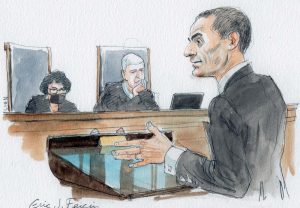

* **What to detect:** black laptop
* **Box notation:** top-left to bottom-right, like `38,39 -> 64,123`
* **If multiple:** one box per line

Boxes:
170,93 -> 204,110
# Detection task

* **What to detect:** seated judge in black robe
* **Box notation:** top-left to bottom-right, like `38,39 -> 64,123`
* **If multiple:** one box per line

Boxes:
25,70 -> 78,113
94,53 -> 159,112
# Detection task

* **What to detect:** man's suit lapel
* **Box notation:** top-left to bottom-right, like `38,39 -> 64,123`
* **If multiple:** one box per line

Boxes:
223,64 -> 254,92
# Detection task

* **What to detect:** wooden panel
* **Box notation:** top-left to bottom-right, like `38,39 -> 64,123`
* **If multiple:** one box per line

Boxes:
282,104 -> 298,177
287,109 -> 296,118
282,119 -> 296,177
7,110 -> 209,161
3,109 -> 208,122
5,105 -> 297,177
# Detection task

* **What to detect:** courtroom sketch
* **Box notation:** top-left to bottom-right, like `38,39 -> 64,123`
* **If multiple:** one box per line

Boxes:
94,51 -> 159,112
1,3 -> 299,206
170,93 -> 204,110
111,7 -> 289,200
47,132 -> 180,199
25,70 -> 79,113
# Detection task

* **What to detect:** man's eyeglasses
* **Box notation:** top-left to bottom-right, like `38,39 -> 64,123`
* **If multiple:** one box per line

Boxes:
48,88 -> 67,94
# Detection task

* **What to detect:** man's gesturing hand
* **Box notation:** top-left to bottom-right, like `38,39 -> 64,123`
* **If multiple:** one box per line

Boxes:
132,82 -> 145,96
112,121 -> 172,168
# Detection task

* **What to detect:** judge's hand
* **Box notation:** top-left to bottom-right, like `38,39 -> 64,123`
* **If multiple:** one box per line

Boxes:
132,82 -> 145,96
112,121 -> 172,168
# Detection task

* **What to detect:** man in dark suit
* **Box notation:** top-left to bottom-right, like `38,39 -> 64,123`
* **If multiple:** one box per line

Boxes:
93,53 -> 159,111
113,7 -> 287,199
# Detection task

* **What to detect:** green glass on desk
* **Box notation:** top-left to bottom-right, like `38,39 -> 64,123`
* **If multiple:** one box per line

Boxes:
51,145 -> 179,196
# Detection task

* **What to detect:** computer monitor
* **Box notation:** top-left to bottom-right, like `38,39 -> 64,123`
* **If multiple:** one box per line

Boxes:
170,93 -> 204,110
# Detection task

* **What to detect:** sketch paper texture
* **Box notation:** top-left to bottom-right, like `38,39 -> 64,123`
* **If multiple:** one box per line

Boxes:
0,1 -> 300,208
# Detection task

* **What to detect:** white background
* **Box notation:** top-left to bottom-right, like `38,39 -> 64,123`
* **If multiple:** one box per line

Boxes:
0,0 -> 300,207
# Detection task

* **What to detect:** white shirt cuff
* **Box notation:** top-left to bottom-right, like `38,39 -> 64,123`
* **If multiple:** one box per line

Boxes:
164,146 -> 186,175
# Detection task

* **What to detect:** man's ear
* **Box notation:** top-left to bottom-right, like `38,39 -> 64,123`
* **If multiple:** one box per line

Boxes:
227,32 -> 240,50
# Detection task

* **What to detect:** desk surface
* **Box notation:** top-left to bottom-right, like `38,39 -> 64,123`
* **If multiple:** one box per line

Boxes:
51,146 -> 185,198
3,109 -> 209,122
48,134 -> 188,199
4,105 -> 298,199
3,103 -> 297,122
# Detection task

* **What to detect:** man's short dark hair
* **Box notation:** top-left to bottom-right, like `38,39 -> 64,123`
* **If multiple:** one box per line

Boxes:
196,7 -> 251,53
39,70 -> 71,94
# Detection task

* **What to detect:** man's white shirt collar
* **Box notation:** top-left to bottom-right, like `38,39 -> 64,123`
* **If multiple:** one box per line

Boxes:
122,81 -> 134,99
217,61 -> 250,94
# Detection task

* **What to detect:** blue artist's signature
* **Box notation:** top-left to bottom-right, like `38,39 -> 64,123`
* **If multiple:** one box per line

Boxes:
29,198 -> 99,208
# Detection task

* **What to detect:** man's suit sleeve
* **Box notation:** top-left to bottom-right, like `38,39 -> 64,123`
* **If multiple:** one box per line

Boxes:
175,97 -> 251,198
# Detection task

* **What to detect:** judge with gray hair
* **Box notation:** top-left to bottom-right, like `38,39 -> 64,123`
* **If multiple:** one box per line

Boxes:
94,53 -> 159,112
